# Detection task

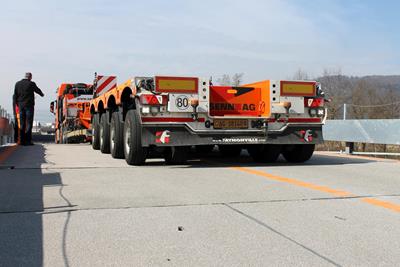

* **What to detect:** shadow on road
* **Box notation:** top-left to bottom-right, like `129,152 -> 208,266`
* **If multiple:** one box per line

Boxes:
143,150 -> 379,168
32,133 -> 55,144
0,144 -> 63,267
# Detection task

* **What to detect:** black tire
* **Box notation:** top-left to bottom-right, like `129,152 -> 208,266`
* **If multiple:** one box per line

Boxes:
164,146 -> 190,165
55,129 -> 59,144
92,113 -> 100,150
124,110 -> 147,165
282,144 -> 315,163
219,145 -> 242,157
248,144 -> 281,163
60,126 -> 66,144
110,111 -> 124,159
100,112 -> 111,154
56,129 -> 60,144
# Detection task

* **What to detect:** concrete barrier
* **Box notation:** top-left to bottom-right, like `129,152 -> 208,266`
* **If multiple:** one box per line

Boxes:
323,119 -> 400,154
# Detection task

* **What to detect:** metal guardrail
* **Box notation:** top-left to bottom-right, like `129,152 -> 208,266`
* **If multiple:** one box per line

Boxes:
323,119 -> 400,154
0,105 -> 13,145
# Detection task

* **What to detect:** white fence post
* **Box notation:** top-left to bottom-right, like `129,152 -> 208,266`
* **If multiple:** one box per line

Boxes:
343,103 -> 347,120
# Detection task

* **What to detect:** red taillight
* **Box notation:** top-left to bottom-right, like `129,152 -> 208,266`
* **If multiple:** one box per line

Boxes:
139,94 -> 168,105
305,98 -> 324,108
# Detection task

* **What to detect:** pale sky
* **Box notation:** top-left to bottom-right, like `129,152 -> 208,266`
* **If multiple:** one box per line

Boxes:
1,0 -> 399,122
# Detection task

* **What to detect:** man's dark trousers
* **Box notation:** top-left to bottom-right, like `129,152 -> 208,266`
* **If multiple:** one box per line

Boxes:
19,105 -> 34,144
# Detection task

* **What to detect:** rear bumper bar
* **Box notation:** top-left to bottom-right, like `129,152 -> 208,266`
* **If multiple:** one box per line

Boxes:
141,123 -> 323,146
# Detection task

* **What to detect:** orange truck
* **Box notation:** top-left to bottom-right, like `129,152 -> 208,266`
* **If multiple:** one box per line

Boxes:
50,83 -> 93,143
89,74 -> 327,165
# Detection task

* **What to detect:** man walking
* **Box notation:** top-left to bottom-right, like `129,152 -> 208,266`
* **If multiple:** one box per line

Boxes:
13,72 -> 44,145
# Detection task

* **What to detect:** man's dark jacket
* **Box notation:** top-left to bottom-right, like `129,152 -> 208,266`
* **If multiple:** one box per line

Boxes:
13,79 -> 44,108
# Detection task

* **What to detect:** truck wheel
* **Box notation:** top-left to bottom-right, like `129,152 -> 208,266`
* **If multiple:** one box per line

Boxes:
110,111 -> 124,159
55,129 -> 60,144
60,126 -> 66,144
282,144 -> 315,163
219,145 -> 242,157
92,114 -> 100,150
124,110 -> 147,165
248,144 -> 281,163
55,130 -> 58,143
100,112 -> 111,154
164,146 -> 189,165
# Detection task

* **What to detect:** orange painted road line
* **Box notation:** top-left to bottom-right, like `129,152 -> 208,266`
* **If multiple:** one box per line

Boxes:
232,167 -> 352,197
232,166 -> 400,213
362,198 -> 400,212
0,145 -> 18,164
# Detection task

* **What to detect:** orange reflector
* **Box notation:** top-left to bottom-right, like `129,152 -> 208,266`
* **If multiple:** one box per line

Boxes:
281,81 -> 316,96
155,76 -> 198,93
275,101 -> 291,110
227,89 -> 237,94
189,98 -> 199,107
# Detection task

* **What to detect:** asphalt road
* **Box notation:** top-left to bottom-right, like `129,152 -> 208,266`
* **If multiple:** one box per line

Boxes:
0,143 -> 399,266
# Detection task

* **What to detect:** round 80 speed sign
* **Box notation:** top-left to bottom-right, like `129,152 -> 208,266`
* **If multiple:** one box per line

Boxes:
175,95 -> 190,110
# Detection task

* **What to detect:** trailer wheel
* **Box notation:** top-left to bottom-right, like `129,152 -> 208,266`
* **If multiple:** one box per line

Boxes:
92,114 -> 100,150
219,145 -> 242,157
55,129 -> 60,144
100,112 -> 111,153
110,111 -> 124,159
282,144 -> 315,163
248,144 -> 281,163
55,129 -> 58,144
164,146 -> 190,165
60,126 -> 67,144
124,110 -> 147,165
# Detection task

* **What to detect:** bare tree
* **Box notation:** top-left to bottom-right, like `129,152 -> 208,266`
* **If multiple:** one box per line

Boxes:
231,73 -> 244,86
351,80 -> 378,119
316,68 -> 353,119
381,89 -> 400,119
217,73 -> 244,86
292,68 -> 310,80
217,74 -> 231,86
350,79 -> 400,120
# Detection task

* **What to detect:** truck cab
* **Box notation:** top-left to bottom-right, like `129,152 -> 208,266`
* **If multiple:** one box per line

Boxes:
51,83 -> 93,143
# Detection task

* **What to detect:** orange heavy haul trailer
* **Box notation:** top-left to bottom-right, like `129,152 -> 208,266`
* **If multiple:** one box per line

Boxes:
89,74 -> 327,165
50,83 -> 93,143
